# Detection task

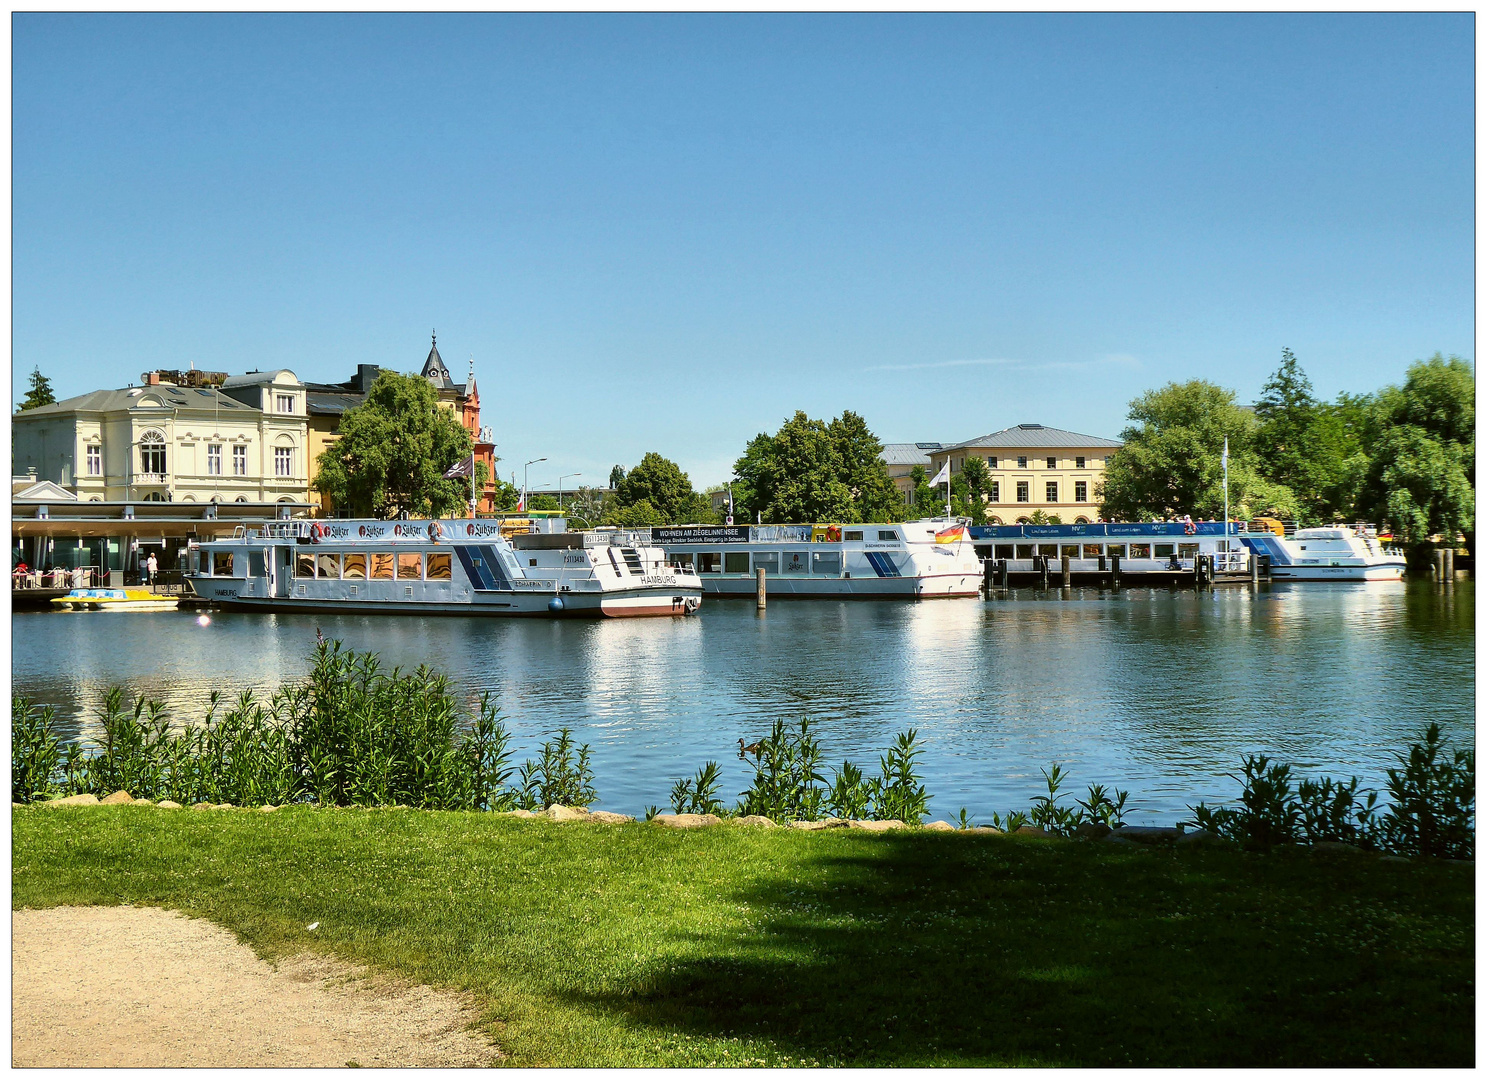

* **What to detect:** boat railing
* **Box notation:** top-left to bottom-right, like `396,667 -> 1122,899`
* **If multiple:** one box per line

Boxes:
259,520 -> 314,539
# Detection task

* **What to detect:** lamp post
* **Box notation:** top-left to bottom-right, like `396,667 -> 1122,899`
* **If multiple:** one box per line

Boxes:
557,473 -> 581,510
523,457 -> 547,512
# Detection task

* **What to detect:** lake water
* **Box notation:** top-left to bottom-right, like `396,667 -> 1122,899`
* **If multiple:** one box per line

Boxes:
11,581 -> 1474,824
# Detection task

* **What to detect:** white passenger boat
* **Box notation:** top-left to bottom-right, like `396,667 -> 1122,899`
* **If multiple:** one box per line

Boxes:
1239,525 -> 1406,581
970,522 -> 1252,580
649,520 -> 982,598
186,518 -> 703,617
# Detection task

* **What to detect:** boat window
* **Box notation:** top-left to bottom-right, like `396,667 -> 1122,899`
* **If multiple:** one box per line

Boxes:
1015,545 -> 1034,559
877,530 -> 898,542
342,553 -> 367,579
1178,543 -> 1199,558
782,551 -> 809,574
397,552 -> 422,580
668,554 -> 694,571
1060,545 -> 1079,558
695,552 -> 722,574
212,552 -> 234,576
296,552 -> 316,578
1154,543 -> 1175,558
317,553 -> 340,578
723,552 -> 750,574
1083,544 -> 1101,559
1129,543 -> 1151,558
248,551 -> 266,578
812,551 -> 842,576
426,553 -> 452,580
1037,544 -> 1058,558
371,553 -> 395,580
993,545 -> 1015,560
1106,545 -> 1126,559
753,552 -> 779,575
844,530 -> 863,542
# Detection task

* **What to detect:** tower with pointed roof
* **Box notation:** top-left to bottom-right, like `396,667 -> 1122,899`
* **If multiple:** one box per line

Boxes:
421,330 -> 455,390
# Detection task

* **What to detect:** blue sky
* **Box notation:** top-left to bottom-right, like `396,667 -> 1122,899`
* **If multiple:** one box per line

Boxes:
13,13 -> 1473,490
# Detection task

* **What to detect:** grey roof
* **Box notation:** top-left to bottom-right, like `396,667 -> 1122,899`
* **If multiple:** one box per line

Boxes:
942,424 -> 1122,451
422,334 -> 455,389
306,392 -> 364,416
16,386 -> 259,417
220,368 -> 299,388
879,442 -> 936,467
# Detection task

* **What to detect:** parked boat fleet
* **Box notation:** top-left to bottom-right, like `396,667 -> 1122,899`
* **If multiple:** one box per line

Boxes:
48,515 -> 1407,618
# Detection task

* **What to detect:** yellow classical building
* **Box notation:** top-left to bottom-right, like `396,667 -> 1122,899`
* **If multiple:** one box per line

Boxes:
926,424 -> 1122,523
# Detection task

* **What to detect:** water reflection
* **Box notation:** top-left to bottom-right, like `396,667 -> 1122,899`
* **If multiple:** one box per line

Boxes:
12,581 -> 1472,823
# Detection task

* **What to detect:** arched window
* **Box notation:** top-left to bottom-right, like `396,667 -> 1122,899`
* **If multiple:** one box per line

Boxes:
144,491 -> 165,502
235,496 -> 249,503
988,516 -> 1003,525
1015,516 -> 1030,525
1074,516 -> 1090,524
139,430 -> 166,476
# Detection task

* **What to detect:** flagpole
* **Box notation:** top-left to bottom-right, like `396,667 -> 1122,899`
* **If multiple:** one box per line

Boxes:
1222,437 -> 1230,546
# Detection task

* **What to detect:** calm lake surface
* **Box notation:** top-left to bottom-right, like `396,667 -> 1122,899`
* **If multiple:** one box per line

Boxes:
12,582 -> 1474,824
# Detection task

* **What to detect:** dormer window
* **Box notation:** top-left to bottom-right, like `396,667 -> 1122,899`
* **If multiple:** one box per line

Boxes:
276,393 -> 295,414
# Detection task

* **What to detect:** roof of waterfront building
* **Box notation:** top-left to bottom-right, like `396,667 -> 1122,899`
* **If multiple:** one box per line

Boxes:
879,443 -> 941,467
942,424 -> 1123,451
422,332 -> 456,389
306,391 -> 365,417
220,369 -> 300,388
14,386 -> 259,416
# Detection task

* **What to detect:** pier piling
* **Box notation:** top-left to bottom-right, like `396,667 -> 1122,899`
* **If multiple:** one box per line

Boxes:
1038,556 -> 1049,590
756,567 -> 766,609
1061,554 -> 1071,588
1110,553 -> 1121,588
1250,552 -> 1260,586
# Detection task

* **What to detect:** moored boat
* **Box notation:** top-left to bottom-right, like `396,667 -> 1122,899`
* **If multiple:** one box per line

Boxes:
649,519 -> 982,598
1239,524 -> 1407,581
185,518 -> 703,618
50,588 -> 180,612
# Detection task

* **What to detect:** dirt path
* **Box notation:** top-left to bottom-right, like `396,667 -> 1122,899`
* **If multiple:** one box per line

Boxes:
12,906 -> 499,1067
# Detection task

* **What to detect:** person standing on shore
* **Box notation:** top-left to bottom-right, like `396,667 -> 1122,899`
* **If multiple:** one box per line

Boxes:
146,552 -> 158,586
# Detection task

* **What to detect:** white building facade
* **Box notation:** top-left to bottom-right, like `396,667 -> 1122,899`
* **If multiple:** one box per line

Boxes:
12,370 -> 310,504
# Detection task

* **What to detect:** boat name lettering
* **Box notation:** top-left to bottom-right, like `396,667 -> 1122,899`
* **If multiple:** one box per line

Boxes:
655,526 -> 749,544
639,575 -> 676,585
512,579 -> 554,589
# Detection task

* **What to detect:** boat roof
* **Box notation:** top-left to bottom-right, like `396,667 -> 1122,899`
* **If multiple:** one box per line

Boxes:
970,522 -> 1242,539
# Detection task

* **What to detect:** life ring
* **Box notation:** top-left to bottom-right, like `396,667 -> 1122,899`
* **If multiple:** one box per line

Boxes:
1183,522 -> 1196,535
309,522 -> 326,544
427,521 -> 444,543
825,525 -> 841,542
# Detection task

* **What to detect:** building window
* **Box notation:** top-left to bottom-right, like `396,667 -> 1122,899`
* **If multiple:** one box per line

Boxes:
86,445 -> 101,476
1046,482 -> 1059,502
987,456 -> 997,468
1075,456 -> 1085,469
207,444 -> 222,475
1017,456 -> 1027,468
233,445 -> 247,475
274,446 -> 293,477
139,432 -> 166,476
989,481 -> 999,502
1075,481 -> 1087,502
276,393 -> 295,414
1046,457 -> 1057,469
1016,481 -> 1029,502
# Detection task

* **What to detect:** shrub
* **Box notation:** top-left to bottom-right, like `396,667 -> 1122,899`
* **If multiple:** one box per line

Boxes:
670,761 -> 726,816
871,729 -> 929,825
1377,723 -> 1474,859
11,697 -> 63,803
826,761 -> 871,820
737,717 -> 826,822
518,728 -> 597,810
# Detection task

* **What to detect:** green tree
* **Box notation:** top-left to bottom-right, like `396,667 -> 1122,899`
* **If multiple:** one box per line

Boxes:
609,453 -> 714,525
18,368 -> 55,412
313,371 -> 478,519
734,410 -> 901,523
950,457 -> 993,524
1356,354 -> 1474,562
1098,380 -> 1299,522
563,486 -> 614,530
608,465 -> 626,490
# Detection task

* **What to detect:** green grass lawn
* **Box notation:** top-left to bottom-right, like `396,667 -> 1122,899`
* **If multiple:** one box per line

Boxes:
12,807 -> 1473,1067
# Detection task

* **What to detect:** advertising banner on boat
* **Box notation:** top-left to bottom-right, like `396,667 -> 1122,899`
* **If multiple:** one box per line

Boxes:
653,526 -> 750,544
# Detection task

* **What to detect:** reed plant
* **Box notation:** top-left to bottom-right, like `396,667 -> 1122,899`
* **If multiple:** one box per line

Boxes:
737,717 -> 827,822
517,727 -> 597,810
669,761 -> 726,816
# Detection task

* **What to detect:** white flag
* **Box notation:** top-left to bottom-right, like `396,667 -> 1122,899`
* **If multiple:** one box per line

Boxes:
929,462 -> 950,486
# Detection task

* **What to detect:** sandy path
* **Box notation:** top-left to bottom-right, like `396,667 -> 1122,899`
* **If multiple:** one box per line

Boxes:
12,906 -> 499,1067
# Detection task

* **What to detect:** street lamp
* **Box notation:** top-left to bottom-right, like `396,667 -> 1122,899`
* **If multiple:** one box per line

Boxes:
557,473 -> 581,510
523,458 -> 547,512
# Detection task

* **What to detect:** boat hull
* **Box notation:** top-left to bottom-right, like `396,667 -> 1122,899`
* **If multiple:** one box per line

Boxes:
1268,563 -> 1406,581
696,573 -> 979,599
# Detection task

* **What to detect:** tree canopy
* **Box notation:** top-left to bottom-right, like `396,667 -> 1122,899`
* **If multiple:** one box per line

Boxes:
313,371 -> 482,519
18,368 -> 55,412
606,452 -> 714,525
1355,354 -> 1474,555
1098,380 -> 1299,522
733,410 -> 901,524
